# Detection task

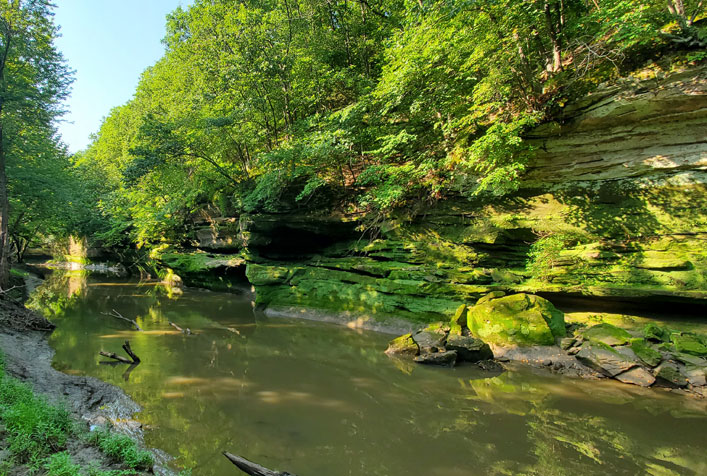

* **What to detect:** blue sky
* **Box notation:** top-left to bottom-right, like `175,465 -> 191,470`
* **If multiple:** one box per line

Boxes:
54,0 -> 193,154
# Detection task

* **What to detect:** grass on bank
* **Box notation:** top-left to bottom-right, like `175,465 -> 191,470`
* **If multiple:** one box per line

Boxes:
0,353 -> 153,475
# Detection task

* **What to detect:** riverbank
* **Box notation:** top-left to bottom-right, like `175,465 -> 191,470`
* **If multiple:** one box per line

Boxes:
0,299 -> 170,475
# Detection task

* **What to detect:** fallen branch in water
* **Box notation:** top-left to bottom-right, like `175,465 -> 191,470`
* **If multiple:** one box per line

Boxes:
169,321 -> 191,335
223,452 -> 296,476
99,340 -> 141,365
99,351 -> 133,364
121,340 -> 140,363
101,309 -> 143,331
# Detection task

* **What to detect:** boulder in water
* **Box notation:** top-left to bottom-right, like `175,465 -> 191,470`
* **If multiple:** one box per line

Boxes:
446,335 -> 493,362
385,334 -> 419,357
414,350 -> 457,367
466,293 -> 565,346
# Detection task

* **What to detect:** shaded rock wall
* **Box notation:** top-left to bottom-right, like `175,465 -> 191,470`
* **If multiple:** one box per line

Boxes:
159,65 -> 707,323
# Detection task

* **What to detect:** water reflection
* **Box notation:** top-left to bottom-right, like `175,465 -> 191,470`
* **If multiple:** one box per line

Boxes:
29,271 -> 707,476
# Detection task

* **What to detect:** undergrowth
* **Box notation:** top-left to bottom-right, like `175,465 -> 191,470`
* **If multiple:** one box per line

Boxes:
0,352 -> 154,475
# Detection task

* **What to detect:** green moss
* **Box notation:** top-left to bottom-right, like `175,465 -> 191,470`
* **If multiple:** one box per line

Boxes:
629,338 -> 663,367
671,333 -> 707,357
644,323 -> 671,342
582,323 -> 632,346
385,334 -> 419,356
466,293 -> 565,346
476,291 -> 507,305
246,263 -> 295,286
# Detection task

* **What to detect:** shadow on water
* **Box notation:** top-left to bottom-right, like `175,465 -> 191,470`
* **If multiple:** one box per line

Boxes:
29,270 -> 707,476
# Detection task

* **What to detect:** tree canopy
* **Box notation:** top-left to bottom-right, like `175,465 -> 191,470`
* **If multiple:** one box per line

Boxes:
0,0 -> 73,288
28,0 -> 707,252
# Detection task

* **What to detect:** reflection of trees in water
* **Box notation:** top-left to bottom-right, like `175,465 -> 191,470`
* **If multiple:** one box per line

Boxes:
464,372 -> 707,475
26,269 -> 89,317
37,278 -> 707,475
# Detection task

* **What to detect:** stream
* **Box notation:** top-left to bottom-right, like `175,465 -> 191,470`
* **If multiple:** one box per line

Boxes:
28,270 -> 707,476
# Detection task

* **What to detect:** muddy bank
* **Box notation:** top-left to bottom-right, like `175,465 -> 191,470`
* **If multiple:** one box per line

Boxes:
0,299 -> 173,474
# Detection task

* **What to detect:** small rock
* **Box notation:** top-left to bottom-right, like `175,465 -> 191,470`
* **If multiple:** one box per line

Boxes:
671,333 -> 707,357
582,323 -> 632,346
615,367 -> 656,387
568,346 -> 581,355
445,334 -> 493,362
385,334 -> 419,357
653,362 -> 688,388
560,337 -> 577,351
576,342 -> 637,377
686,368 -> 706,387
475,291 -> 506,306
412,331 -> 446,354
477,360 -> 504,372
414,350 -> 457,367
644,323 -> 670,343
630,338 -> 662,367
670,351 -> 707,368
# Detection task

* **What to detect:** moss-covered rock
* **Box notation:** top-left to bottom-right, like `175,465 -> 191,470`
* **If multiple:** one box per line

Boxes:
629,338 -> 663,367
449,304 -> 467,335
466,293 -> 565,347
385,334 -> 419,357
446,335 -> 493,362
582,323 -> 632,346
245,264 -> 294,286
653,362 -> 688,388
476,291 -> 506,306
644,323 -> 671,342
670,333 -> 707,357
575,342 -> 638,377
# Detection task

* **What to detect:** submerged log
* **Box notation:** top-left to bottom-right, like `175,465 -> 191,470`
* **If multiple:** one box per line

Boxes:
99,351 -> 133,364
223,452 -> 296,476
169,321 -> 191,335
101,309 -> 143,331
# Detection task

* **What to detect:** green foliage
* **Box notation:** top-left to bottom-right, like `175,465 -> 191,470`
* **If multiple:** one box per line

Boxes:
87,427 -> 154,471
0,372 -> 72,466
44,452 -> 83,476
73,0 -> 704,248
0,0 -> 75,270
527,231 -> 590,281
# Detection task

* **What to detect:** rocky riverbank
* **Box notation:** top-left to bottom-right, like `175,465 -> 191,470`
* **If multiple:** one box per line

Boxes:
385,292 -> 707,397
0,299 -> 173,475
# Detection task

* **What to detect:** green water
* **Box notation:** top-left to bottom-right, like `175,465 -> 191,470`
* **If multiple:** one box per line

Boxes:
30,271 -> 707,476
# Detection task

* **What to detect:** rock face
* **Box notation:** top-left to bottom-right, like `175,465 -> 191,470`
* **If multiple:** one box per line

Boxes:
153,66 -> 707,328
467,294 -> 565,346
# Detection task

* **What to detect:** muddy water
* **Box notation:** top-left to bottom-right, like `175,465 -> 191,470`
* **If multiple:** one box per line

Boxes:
30,271 -> 707,476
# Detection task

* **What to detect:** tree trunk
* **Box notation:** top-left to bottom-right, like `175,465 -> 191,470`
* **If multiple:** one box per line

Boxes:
0,103 -> 10,292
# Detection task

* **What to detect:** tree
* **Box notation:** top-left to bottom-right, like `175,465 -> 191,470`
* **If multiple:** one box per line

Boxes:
0,0 -> 71,290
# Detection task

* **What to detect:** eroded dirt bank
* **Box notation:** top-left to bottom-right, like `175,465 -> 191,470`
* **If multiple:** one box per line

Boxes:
0,299 -> 173,475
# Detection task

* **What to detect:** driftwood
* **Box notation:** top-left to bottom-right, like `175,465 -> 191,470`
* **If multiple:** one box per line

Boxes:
101,309 -> 143,331
169,321 -> 191,335
223,452 -> 296,476
121,340 -> 140,363
99,340 -> 141,365
99,351 -> 133,364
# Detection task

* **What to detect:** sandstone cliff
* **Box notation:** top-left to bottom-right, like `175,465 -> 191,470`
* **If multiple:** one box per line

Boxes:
157,64 -> 707,324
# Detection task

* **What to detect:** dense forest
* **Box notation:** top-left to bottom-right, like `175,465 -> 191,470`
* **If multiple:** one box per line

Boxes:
1,0 -> 705,280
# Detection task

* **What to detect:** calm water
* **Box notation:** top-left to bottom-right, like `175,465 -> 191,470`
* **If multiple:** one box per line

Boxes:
29,271 -> 707,476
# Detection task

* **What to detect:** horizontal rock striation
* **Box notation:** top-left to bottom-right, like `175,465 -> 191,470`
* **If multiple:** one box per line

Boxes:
157,65 -> 707,324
